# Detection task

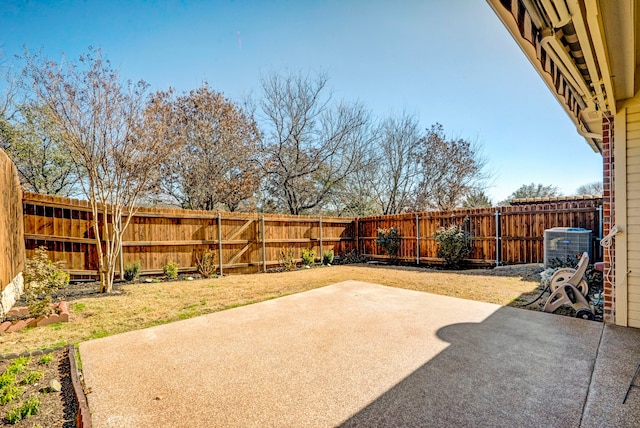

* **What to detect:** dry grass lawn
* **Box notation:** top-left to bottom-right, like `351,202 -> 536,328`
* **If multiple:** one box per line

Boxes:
0,264 -> 539,355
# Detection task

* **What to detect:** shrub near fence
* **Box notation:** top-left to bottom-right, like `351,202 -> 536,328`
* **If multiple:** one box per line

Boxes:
22,192 -> 356,277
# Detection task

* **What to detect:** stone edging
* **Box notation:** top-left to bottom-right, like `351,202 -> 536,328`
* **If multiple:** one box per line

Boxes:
0,301 -> 70,333
0,344 -> 93,428
68,344 -> 92,428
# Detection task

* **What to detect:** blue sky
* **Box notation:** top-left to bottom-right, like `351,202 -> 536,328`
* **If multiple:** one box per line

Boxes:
0,0 -> 603,203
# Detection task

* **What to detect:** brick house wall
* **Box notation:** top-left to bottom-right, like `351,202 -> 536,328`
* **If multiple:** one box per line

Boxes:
602,116 -> 615,323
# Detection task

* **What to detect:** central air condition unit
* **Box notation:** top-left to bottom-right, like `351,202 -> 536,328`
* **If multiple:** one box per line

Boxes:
543,227 -> 592,267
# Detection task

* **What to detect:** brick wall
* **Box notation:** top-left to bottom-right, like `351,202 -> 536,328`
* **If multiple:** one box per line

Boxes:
602,116 -> 615,322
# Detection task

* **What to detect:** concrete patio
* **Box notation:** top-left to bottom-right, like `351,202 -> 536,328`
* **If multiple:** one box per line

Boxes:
79,281 -> 640,427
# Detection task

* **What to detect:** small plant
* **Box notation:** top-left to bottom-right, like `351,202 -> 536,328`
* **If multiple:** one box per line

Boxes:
301,248 -> 316,266
123,261 -> 141,281
37,355 -> 53,365
196,250 -> 218,278
20,371 -> 43,385
0,384 -> 23,405
279,247 -> 296,271
0,372 -> 15,388
5,395 -> 40,423
7,357 -> 30,375
376,227 -> 401,262
22,247 -> 70,317
323,250 -> 334,265
163,261 -> 179,279
434,225 -> 472,269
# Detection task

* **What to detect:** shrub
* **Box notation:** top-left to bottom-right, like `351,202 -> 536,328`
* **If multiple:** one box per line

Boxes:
301,248 -> 316,266
434,225 -> 472,269
123,261 -> 141,281
376,228 -> 401,261
196,250 -> 218,278
335,249 -> 368,265
22,247 -> 69,317
279,248 -> 296,271
323,250 -> 334,265
163,261 -> 179,279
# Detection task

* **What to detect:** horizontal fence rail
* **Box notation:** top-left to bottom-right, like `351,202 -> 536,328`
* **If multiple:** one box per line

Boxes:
22,192 -> 602,277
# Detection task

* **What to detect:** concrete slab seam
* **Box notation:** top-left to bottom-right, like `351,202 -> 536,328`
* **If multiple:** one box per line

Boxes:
578,323 -> 606,427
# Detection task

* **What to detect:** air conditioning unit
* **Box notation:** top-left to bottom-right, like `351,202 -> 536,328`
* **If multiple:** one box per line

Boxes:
543,227 -> 592,267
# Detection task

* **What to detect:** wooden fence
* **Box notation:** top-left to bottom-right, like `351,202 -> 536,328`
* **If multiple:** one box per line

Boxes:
0,150 -> 25,292
357,198 -> 602,266
22,192 -> 602,277
23,193 -> 355,276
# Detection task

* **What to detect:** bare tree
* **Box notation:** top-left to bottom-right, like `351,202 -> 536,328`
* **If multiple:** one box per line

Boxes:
258,70 -> 373,215
370,112 -> 422,214
414,123 -> 489,211
154,84 -> 262,211
21,47 -> 181,293
575,181 -> 603,195
1,102 -> 77,195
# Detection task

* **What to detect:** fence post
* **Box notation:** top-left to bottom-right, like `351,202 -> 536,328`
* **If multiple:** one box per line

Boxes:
355,217 -> 359,254
319,216 -> 323,263
262,215 -> 267,272
495,210 -> 501,266
217,212 -> 223,276
416,214 -> 420,265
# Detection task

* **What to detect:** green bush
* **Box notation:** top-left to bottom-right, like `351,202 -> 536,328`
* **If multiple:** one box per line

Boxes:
376,228 -> 401,261
22,247 -> 69,317
163,261 -> 179,279
322,250 -> 334,265
123,261 -> 141,281
301,248 -> 316,266
434,225 -> 472,269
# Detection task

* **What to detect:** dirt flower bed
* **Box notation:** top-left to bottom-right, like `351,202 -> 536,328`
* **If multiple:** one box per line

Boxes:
0,348 -> 75,427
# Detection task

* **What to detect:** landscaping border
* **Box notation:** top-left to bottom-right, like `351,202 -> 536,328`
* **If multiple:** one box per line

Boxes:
68,344 -> 91,428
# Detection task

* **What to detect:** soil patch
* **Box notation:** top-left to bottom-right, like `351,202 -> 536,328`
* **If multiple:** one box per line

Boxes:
0,347 -> 75,427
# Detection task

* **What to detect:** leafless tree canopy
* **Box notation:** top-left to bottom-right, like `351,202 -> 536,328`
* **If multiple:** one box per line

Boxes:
575,181 -> 603,196
414,123 -> 489,211
258,70 -> 374,215
152,84 -> 262,211
21,47 -> 182,292
371,112 -> 422,214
